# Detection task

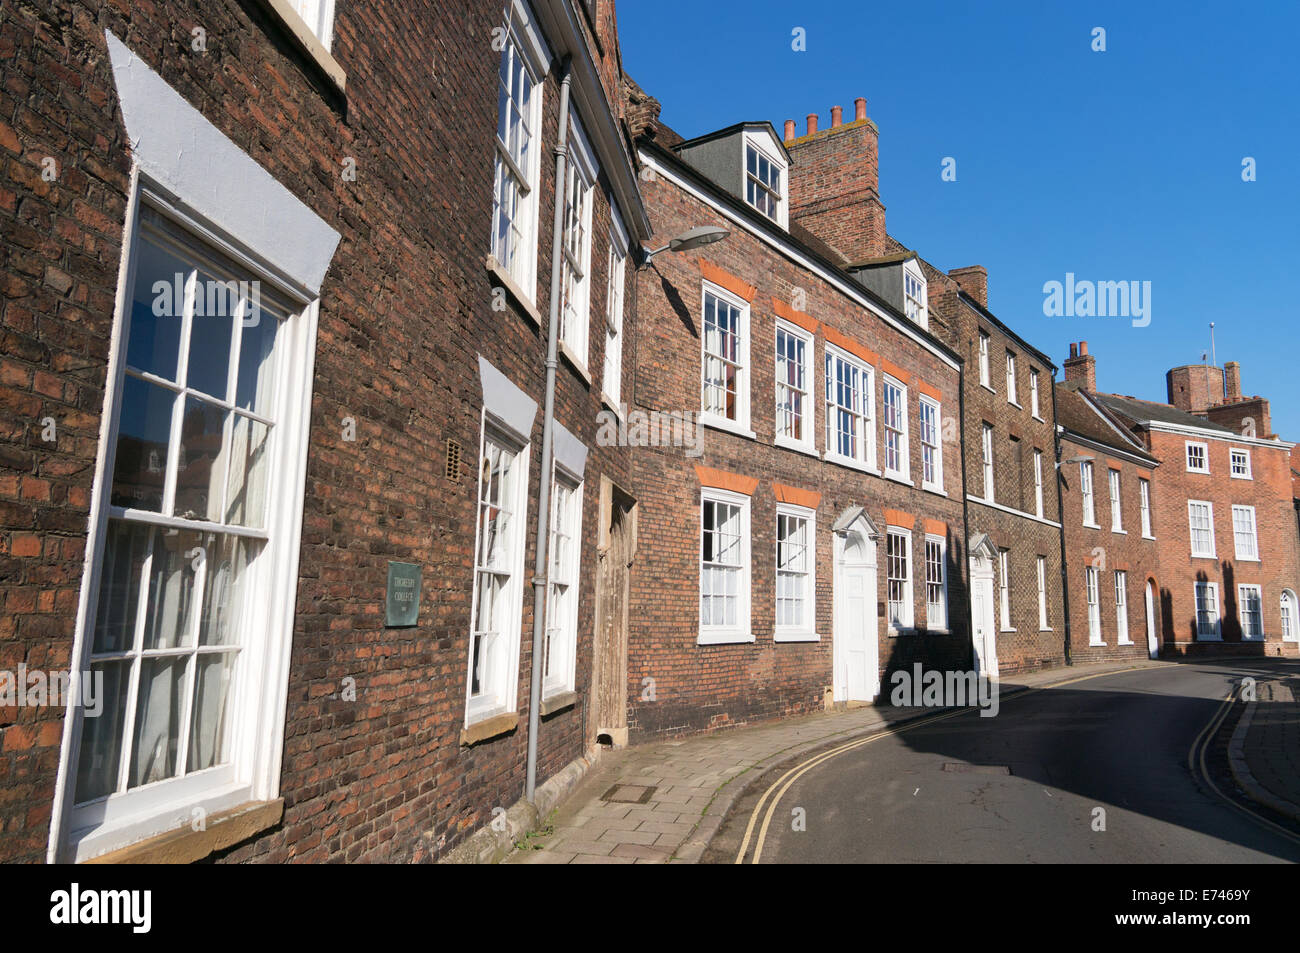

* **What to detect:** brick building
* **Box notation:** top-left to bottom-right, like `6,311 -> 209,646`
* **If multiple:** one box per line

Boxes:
0,0 -> 652,863
621,96 -> 968,737
1056,362 -> 1161,662
1064,345 -> 1300,659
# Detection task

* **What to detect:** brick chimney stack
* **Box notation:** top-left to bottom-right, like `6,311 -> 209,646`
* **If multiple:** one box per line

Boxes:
1224,361 -> 1242,402
948,265 -> 988,309
784,96 -> 885,262
1063,341 -> 1097,392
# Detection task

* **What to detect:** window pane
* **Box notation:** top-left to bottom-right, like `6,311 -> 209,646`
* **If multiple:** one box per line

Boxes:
73,660 -> 132,802
225,414 -> 270,528
235,304 -> 280,415
185,270 -> 236,399
142,528 -> 202,651
111,376 -> 176,511
92,520 -> 151,654
129,656 -> 187,787
187,652 -> 236,772
174,396 -> 228,522
126,237 -> 187,381
198,534 -> 255,647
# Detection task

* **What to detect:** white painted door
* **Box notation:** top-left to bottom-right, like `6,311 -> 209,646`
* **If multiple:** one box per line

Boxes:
1145,581 -> 1158,659
836,527 -> 878,701
972,575 -> 997,677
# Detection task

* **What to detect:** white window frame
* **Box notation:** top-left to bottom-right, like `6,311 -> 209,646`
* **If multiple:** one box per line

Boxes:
919,396 -> 944,493
489,8 -> 548,301
881,374 -> 910,481
774,318 -> 814,453
1139,478 -> 1154,538
1005,351 -> 1018,405
289,0 -> 337,50
774,503 -> 817,642
742,131 -> 788,228
903,258 -> 928,330
1281,589 -> 1298,642
1108,469 -> 1123,533
1086,566 -> 1103,645
700,281 -> 752,435
1188,500 -> 1216,558
1237,584 -> 1264,640
824,344 -> 876,472
924,533 -> 948,631
699,488 -> 753,644
981,423 -> 994,501
543,466 -> 583,699
1229,447 -> 1252,480
1080,461 -> 1097,527
978,331 -> 991,389
1033,449 -> 1044,518
1194,581 -> 1221,641
999,548 -> 1013,631
54,190 -> 319,863
1029,368 -> 1041,419
1036,555 -> 1049,631
601,209 -> 628,409
1185,440 -> 1209,473
467,421 -> 532,725
1232,504 -> 1259,561
886,527 -> 913,632
558,116 -> 597,371
1115,570 -> 1131,644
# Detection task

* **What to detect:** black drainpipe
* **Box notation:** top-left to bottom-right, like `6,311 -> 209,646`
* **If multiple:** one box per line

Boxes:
957,349 -> 973,670
1052,378 -> 1073,666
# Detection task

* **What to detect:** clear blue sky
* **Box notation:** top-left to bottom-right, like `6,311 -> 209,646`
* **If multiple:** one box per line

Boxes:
618,0 -> 1299,438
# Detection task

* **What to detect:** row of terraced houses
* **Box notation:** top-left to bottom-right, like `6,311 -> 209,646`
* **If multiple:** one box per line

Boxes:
1,0 -> 1297,863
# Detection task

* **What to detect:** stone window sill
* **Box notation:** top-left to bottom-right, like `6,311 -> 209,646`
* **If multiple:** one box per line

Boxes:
254,0 -> 346,95
460,712 -> 519,746
485,254 -> 544,326
84,799 -> 284,865
540,690 -> 578,717
559,340 -> 592,387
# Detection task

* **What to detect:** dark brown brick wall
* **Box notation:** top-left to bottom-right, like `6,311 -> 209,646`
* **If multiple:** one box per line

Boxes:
0,0 -> 637,863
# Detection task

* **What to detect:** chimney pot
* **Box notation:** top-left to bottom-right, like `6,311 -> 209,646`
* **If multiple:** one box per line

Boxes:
806,112 -> 818,136
854,97 -> 867,121
831,105 -> 843,128
1079,341 -> 1088,355
1069,343 -> 1078,359
784,119 -> 796,141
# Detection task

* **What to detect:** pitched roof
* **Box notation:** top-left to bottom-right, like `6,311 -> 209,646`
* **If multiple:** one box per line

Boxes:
1055,387 -> 1158,464
1092,393 -> 1235,435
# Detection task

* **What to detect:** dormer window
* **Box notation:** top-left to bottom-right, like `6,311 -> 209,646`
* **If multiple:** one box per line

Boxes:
903,260 -> 928,329
741,129 -> 787,226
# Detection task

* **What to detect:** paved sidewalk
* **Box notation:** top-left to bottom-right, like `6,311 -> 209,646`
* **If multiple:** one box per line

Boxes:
1229,675 -> 1300,821
506,658 -> 1163,864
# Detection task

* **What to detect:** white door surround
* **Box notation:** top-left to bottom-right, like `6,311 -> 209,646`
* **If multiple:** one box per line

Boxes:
1145,580 -> 1159,659
833,507 -> 880,703
969,534 -> 999,678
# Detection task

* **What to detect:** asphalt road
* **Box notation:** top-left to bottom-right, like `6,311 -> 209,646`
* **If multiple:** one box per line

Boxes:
713,661 -> 1300,864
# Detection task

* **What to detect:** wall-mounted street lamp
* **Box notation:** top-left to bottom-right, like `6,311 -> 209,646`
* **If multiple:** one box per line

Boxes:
1057,453 -> 1094,470
640,225 -> 730,267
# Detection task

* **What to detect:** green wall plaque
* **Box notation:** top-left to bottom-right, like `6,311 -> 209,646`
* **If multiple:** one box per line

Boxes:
385,561 -> 421,627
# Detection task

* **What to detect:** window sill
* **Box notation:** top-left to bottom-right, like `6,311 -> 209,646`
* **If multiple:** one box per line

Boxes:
1089,640 -> 1107,647
600,393 -> 624,417
558,340 -> 592,387
1117,639 -> 1135,646
1000,627 -> 1017,633
774,434 -> 818,457
922,484 -> 948,497
774,630 -> 820,643
1142,534 -> 1157,541
883,471 -> 914,487
1234,556 -> 1261,563
254,0 -> 347,94
1112,529 -> 1127,536
1083,522 -> 1102,530
460,711 -> 519,746
485,254 -> 543,327
1032,414 -> 1045,423
1008,399 -> 1022,409
1039,627 -> 1054,633
1230,474 -> 1253,481
823,451 -> 879,476
1186,468 -> 1210,475
700,414 -> 756,441
83,798 -> 284,865
540,690 -> 578,717
698,631 -> 756,645
979,383 -> 996,395
1191,554 -> 1218,561
887,626 -> 918,637
924,626 -> 951,635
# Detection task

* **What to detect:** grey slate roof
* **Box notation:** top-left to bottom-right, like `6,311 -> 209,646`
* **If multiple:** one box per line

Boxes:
1093,393 -> 1235,435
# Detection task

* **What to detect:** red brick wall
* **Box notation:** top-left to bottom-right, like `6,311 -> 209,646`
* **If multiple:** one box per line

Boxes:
1059,439 -> 1160,662
0,0 -> 637,863
1142,429 -> 1300,658
626,154 -> 967,738
784,118 -> 885,263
